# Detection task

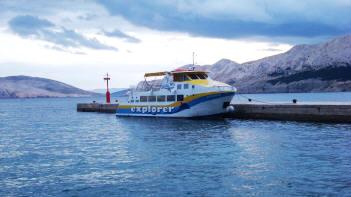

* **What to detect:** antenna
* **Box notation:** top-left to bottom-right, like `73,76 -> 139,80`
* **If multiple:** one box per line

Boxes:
191,52 -> 196,70
192,52 -> 195,66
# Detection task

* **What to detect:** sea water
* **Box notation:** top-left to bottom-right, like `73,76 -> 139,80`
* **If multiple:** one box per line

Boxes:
0,93 -> 351,196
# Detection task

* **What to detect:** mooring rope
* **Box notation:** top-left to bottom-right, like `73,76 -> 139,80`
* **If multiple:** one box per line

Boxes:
236,93 -> 273,104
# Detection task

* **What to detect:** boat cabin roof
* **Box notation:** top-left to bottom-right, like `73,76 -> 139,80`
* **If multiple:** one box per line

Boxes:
144,70 -> 208,78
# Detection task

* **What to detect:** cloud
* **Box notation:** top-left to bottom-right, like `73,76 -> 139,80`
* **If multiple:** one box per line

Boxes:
103,29 -> 141,43
8,15 -> 117,51
44,45 -> 87,55
78,14 -> 98,21
8,14 -> 54,35
96,0 -> 351,40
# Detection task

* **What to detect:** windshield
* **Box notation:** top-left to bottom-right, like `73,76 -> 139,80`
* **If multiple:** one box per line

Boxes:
173,73 -> 208,82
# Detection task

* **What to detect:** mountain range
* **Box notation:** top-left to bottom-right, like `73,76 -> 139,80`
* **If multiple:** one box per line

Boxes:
0,76 -> 97,98
185,34 -> 351,93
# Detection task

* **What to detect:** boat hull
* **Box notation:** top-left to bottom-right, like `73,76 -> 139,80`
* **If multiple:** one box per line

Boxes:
116,91 -> 235,118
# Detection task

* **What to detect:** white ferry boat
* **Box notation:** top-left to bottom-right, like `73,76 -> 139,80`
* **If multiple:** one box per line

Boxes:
116,69 -> 236,117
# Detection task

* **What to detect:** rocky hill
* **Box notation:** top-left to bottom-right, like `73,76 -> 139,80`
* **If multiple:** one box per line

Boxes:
186,34 -> 351,93
0,76 -> 98,98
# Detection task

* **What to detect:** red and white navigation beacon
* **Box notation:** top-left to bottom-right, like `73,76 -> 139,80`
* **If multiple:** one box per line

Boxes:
104,73 -> 111,103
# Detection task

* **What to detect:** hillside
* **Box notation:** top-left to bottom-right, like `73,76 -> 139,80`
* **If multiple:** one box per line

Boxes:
0,76 -> 98,98
186,34 -> 351,93
92,88 -> 127,94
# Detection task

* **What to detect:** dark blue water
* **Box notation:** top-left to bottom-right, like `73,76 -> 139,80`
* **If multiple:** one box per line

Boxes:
1,95 -> 351,196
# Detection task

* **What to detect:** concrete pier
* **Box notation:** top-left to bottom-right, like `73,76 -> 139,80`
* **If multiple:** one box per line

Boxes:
229,103 -> 351,123
77,103 -> 351,123
77,103 -> 118,113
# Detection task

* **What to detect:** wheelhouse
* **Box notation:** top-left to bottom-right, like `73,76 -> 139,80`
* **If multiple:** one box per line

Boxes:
143,70 -> 209,82
171,71 -> 209,82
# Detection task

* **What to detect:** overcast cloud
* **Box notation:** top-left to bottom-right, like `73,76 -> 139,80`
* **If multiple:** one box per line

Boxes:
8,15 -> 118,51
0,0 -> 350,89
97,0 -> 351,39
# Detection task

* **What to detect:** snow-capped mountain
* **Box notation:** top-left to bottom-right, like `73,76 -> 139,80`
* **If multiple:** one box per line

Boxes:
186,34 -> 351,93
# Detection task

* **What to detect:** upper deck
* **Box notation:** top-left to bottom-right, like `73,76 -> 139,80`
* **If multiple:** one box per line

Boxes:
134,69 -> 233,94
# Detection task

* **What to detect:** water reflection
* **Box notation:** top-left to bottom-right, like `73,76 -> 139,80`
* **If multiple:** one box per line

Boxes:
117,117 -> 232,142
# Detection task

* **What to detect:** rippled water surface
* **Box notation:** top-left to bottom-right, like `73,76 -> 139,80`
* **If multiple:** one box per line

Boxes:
0,97 -> 351,196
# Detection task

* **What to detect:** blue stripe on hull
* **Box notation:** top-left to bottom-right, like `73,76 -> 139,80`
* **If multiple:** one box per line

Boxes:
116,92 -> 234,115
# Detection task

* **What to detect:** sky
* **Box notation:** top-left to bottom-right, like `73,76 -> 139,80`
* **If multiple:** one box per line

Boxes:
0,0 -> 351,89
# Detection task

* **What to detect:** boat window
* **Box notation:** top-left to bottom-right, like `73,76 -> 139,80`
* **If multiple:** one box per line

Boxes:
173,74 -> 186,82
198,74 -> 207,79
131,100 -> 134,103
140,96 -> 147,102
188,74 -> 198,80
148,96 -> 156,102
167,95 -> 175,102
135,100 -> 139,103
185,75 -> 192,80
184,84 -> 189,89
157,95 -> 166,102
177,84 -> 182,90
177,95 -> 184,101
